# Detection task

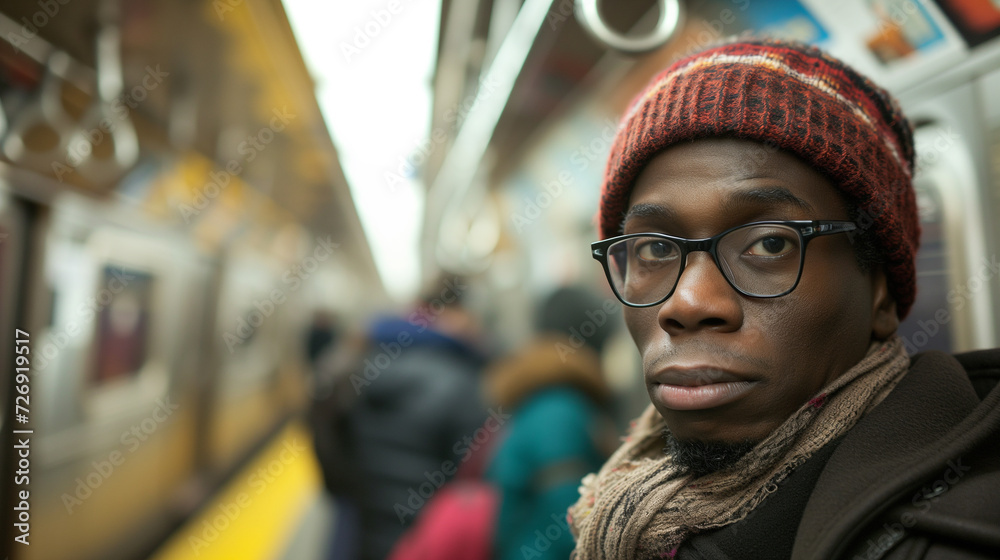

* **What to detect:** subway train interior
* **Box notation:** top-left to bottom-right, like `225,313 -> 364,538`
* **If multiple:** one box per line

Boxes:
0,0 -> 999,559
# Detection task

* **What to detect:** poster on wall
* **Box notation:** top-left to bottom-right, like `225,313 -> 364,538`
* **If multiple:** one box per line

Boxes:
863,0 -> 948,63
734,0 -> 831,44
932,0 -> 1000,46
91,265 -> 154,384
799,0 -> 967,91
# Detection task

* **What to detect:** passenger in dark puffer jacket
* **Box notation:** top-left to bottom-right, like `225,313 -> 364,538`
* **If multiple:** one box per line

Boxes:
315,280 -> 489,560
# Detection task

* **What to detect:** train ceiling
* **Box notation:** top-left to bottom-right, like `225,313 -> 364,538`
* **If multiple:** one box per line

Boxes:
427,0 -> 655,188
0,0 -> 381,285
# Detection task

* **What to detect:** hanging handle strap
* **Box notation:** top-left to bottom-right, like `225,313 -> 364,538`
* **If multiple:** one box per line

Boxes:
574,0 -> 683,54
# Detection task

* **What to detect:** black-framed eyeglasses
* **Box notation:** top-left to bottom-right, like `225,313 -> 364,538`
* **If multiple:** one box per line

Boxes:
591,220 -> 857,308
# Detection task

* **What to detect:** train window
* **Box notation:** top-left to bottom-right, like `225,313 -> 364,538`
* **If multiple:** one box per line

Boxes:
90,265 -> 155,384
895,115 -> 997,353
896,176 -> 953,353
0,226 -> 5,303
0,225 -> 5,431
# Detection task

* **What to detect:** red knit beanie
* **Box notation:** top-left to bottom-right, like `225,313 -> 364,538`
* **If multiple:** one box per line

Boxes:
597,37 -> 920,318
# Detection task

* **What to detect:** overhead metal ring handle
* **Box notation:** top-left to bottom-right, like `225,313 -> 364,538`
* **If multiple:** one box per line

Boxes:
71,0 -> 139,187
0,51 -> 82,173
575,0 -> 683,54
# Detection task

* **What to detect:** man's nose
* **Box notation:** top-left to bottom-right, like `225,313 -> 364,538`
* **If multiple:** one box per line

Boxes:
656,251 -> 744,335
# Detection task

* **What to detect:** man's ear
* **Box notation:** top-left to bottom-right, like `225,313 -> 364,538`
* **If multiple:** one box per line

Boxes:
871,267 -> 899,341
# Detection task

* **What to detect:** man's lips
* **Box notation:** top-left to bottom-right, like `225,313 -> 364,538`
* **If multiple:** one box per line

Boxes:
650,366 -> 759,410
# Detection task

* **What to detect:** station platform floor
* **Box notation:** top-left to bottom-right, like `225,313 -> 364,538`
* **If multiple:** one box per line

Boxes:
148,422 -> 337,560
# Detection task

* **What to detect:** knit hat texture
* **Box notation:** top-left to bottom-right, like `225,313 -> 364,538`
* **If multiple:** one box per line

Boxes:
597,37 -> 920,318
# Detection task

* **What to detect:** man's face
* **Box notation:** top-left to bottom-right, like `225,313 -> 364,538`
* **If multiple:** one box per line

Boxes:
623,137 -> 895,445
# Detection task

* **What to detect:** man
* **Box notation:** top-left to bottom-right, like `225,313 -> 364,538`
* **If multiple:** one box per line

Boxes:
568,38 -> 1000,560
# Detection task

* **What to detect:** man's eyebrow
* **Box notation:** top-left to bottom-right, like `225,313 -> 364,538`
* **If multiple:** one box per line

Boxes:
623,202 -> 678,225
723,187 -> 815,214
622,188 -> 815,232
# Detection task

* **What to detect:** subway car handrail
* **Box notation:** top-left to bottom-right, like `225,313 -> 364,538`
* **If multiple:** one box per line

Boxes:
69,0 -> 139,187
574,0 -> 683,54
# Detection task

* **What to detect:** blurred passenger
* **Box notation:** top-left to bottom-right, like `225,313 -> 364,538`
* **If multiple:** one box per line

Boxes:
305,310 -> 338,367
485,286 -> 618,560
309,327 -> 367,560
338,279 -> 489,560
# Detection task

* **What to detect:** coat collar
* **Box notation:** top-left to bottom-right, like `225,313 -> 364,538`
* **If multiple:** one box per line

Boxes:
792,349 -> 1000,559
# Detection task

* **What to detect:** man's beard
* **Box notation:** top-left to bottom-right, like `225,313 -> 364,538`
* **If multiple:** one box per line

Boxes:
662,430 -> 759,478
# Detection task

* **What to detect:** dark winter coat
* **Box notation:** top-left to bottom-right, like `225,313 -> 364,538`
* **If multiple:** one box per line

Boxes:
350,318 -> 487,560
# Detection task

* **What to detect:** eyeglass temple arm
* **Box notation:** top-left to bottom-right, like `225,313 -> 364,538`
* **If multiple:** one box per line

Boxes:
804,221 -> 857,237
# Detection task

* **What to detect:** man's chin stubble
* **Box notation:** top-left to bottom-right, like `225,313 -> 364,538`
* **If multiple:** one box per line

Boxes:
662,430 -> 760,478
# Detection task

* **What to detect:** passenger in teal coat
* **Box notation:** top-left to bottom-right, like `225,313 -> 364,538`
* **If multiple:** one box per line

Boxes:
485,335 -> 615,560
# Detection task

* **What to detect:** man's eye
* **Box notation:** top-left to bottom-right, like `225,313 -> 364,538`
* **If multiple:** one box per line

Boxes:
636,240 -> 677,260
747,236 -> 793,257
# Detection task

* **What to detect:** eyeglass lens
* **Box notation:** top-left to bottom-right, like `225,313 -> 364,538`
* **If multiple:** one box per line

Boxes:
606,224 -> 803,305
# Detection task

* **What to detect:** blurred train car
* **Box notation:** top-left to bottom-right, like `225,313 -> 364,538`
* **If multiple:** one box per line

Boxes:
0,0 -> 383,559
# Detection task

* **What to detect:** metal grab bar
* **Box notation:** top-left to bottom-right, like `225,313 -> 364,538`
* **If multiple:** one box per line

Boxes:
70,0 -> 139,186
1,51 -> 82,173
574,0 -> 683,54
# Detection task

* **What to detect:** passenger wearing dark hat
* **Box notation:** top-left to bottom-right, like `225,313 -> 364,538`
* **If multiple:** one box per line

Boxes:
570,38 -> 1000,560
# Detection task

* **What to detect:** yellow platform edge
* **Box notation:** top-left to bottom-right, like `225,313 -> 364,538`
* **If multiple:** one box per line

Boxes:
150,422 -> 322,560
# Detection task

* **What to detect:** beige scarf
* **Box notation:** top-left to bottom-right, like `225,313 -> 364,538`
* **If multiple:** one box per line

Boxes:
568,336 -> 910,560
